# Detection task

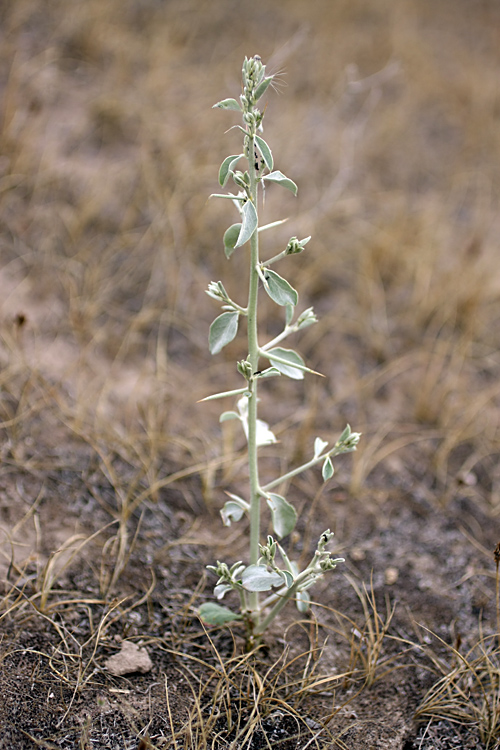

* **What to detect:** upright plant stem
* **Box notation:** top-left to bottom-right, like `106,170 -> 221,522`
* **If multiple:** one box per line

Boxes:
246,133 -> 261,629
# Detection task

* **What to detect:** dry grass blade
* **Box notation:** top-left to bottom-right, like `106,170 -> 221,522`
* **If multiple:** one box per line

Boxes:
415,628 -> 500,749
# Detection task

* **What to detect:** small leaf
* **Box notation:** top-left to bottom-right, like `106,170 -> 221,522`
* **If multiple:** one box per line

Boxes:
219,155 -> 244,187
255,135 -> 273,171
253,367 -> 281,379
199,603 -> 242,625
263,171 -> 298,196
285,304 -> 294,326
241,565 -> 283,592
263,269 -> 298,307
223,223 -> 242,258
213,98 -> 241,111
209,311 -> 239,355
280,570 -> 294,588
254,76 -> 273,101
267,493 -> 297,539
322,456 -> 334,482
213,583 -> 233,599
235,201 -> 258,247
314,437 -> 328,459
221,501 -> 246,526
339,424 -> 352,443
219,411 -> 240,423
266,347 -> 305,380
255,419 -> 277,446
296,590 -> 311,614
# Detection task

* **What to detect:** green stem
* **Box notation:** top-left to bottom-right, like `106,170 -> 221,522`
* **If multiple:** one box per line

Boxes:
246,133 -> 261,632
254,578 -> 304,636
261,445 -> 344,493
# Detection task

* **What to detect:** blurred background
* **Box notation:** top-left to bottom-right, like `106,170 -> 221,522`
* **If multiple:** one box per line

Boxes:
1,0 -> 499,519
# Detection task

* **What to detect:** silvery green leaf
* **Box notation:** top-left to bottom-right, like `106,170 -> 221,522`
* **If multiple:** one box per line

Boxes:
219,411 -> 240,423
285,304 -> 294,326
297,307 -> 318,329
209,311 -> 239,355
221,501 -> 246,526
255,135 -> 273,171
266,493 -> 297,539
263,269 -> 298,307
219,154 -> 244,187
241,565 -> 283,592
223,223 -> 242,258
266,347 -> 305,380
280,570 -> 294,588
213,98 -> 242,111
199,602 -> 242,625
296,590 -> 311,613
263,171 -> 298,196
339,424 -> 351,443
314,437 -> 328,459
322,456 -> 334,482
213,583 -> 233,599
254,75 -> 273,101
253,367 -> 281,379
255,419 -> 277,446
235,201 -> 258,247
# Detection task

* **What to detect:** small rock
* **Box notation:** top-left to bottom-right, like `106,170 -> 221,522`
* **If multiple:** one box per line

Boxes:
104,641 -> 153,676
384,566 -> 399,585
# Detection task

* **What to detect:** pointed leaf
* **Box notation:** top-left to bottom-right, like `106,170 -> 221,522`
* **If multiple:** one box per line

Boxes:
263,269 -> 298,307
241,565 -> 283,592
267,493 -> 297,539
199,603 -> 242,625
219,155 -> 244,187
223,223 -> 242,258
255,76 -> 273,101
322,456 -> 334,482
219,411 -> 240,422
255,135 -> 273,171
209,311 -> 239,355
263,171 -> 298,196
235,201 -> 258,247
213,98 -> 241,111
339,424 -> 352,443
314,437 -> 328,459
266,347 -> 305,380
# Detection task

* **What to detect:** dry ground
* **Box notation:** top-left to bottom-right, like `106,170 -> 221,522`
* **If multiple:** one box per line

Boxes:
1,0 -> 500,748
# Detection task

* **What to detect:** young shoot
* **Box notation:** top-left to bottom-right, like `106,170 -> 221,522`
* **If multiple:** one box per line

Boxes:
199,56 -> 361,649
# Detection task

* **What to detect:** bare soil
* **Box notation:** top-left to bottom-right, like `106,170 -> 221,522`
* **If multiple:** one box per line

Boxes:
1,1 -> 500,748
